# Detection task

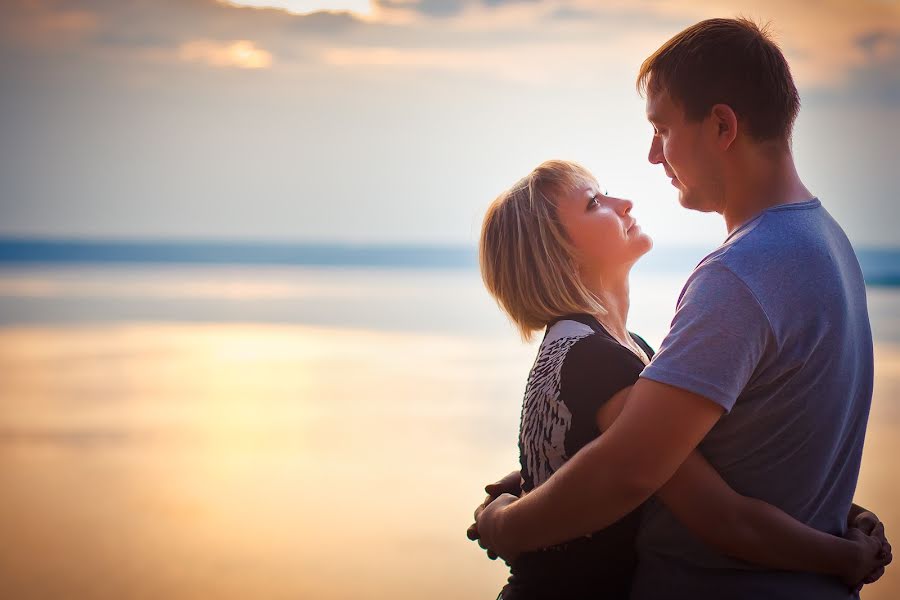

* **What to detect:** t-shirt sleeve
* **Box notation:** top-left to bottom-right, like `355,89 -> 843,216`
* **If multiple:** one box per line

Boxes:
640,261 -> 774,413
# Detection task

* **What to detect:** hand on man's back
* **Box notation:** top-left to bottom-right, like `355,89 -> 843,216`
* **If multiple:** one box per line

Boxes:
846,509 -> 893,590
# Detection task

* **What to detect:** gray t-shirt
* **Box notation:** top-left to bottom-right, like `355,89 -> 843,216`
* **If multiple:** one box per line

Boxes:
633,199 -> 873,600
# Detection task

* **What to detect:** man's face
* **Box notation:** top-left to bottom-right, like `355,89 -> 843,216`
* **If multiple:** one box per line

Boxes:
645,88 -> 720,213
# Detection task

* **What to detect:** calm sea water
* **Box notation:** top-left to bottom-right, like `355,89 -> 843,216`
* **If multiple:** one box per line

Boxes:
0,258 -> 897,599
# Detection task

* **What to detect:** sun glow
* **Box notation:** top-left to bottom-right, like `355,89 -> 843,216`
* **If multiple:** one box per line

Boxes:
178,39 -> 273,69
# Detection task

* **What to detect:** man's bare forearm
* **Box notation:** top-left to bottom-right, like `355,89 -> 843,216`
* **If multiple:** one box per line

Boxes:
501,433 -> 655,552
476,381 -> 723,558
497,380 -> 724,553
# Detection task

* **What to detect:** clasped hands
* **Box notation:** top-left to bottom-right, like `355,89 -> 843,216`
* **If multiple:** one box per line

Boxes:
466,470 -> 525,564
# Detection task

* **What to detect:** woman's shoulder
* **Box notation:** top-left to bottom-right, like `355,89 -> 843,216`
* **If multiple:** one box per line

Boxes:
540,315 -> 652,369
562,329 -> 641,372
543,316 -> 597,345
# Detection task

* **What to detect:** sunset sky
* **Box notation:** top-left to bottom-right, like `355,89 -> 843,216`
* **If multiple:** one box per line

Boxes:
1,0 -> 898,246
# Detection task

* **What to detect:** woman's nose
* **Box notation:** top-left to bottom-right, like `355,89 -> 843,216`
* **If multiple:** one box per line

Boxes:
613,197 -> 633,216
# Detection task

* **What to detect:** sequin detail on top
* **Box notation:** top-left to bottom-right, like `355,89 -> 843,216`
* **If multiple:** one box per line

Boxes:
519,320 -> 593,491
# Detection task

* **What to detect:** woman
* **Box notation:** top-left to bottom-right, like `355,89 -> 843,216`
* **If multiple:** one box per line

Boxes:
471,160 -> 888,599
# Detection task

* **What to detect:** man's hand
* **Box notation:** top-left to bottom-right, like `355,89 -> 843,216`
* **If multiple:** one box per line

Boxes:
846,508 -> 893,592
474,492 -> 521,563
467,470 -> 522,561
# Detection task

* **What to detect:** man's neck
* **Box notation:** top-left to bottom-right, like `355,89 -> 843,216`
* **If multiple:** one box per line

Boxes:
722,144 -> 814,234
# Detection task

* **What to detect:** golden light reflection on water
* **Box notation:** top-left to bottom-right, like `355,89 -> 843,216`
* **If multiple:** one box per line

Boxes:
0,324 -> 897,598
0,323 -> 533,599
856,343 -> 900,599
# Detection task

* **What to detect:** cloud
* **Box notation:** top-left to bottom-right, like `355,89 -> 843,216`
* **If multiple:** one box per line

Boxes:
483,0 -> 539,4
319,42 -> 615,83
858,30 -> 900,60
854,31 -> 900,106
179,39 -> 274,68
223,0 -> 373,16
3,0 -> 897,90
803,30 -> 900,108
374,0 -> 469,18
0,0 -> 99,48
0,0 -> 364,58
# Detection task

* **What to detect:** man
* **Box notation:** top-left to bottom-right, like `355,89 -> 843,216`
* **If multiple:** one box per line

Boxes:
474,18 -> 889,599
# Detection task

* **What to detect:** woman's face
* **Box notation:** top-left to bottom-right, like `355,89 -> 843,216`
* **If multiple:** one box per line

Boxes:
555,180 -> 653,275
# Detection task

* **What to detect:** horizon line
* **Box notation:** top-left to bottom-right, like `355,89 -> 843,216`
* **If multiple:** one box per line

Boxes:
0,236 -> 897,252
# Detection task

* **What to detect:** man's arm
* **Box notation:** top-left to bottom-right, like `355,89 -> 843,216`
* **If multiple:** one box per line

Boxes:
475,377 -> 723,558
588,387 -> 884,584
587,386 -> 880,584
656,453 -> 887,585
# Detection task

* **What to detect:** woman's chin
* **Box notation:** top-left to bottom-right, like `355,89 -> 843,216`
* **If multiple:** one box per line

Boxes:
635,232 -> 654,256
622,238 -> 653,270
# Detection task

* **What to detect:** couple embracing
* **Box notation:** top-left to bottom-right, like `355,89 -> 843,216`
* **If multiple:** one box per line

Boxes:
469,18 -> 892,600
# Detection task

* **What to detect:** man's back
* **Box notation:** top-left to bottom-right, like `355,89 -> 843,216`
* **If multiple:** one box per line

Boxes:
635,199 -> 873,599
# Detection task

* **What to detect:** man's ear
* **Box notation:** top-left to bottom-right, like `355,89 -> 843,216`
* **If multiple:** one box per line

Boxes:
710,104 -> 738,150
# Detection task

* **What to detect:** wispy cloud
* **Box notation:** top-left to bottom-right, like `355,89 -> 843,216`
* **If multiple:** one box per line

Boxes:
223,0 -> 373,16
0,0 -> 99,48
179,39 -> 274,68
3,0 -> 898,90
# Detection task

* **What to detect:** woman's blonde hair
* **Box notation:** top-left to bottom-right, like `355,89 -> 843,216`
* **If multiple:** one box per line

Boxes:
479,159 -> 608,341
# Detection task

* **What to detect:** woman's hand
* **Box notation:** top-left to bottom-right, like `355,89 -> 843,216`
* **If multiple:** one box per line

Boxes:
844,509 -> 893,593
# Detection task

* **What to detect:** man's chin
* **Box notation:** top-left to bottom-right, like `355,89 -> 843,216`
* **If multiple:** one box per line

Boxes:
676,191 -> 695,209
677,191 -> 714,213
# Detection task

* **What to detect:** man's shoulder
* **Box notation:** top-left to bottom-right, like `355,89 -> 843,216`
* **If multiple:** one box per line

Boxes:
699,219 -> 790,274
700,200 -> 851,276
689,214 -> 816,300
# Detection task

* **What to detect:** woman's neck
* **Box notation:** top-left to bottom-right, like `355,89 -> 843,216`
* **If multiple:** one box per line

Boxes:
584,269 -> 631,341
582,264 -> 649,364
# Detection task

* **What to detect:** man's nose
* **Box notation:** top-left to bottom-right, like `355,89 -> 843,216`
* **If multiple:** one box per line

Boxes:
648,135 -> 662,165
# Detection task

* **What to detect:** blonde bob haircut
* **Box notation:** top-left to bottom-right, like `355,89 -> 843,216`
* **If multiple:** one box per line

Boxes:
480,160 -> 608,342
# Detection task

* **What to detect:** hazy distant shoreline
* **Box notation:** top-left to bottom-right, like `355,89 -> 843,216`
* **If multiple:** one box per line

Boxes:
0,238 -> 898,286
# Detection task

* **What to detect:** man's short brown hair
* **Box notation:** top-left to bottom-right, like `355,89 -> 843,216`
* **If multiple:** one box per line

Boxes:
637,18 -> 800,142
